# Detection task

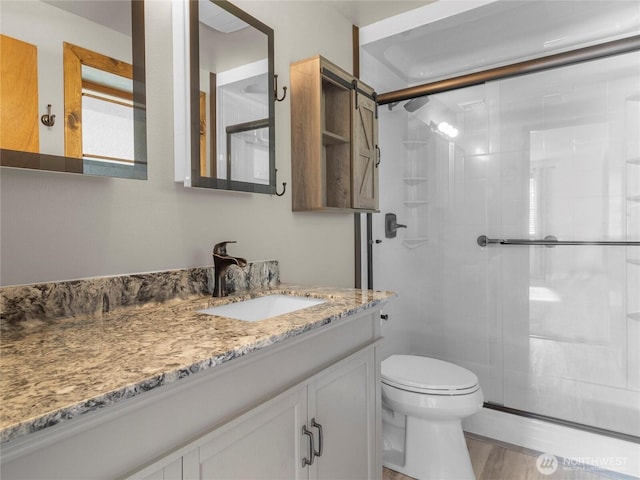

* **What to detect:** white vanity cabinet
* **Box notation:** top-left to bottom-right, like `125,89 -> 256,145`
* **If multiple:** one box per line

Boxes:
1,307 -> 383,480
309,347 -> 376,479
133,345 -> 377,480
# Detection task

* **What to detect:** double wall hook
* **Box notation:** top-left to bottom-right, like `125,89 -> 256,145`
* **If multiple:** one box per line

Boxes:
274,74 -> 287,102
41,104 -> 55,127
274,168 -> 287,197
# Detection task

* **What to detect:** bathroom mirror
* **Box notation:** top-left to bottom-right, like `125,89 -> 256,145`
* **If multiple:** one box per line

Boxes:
0,0 -> 147,179
188,0 -> 275,193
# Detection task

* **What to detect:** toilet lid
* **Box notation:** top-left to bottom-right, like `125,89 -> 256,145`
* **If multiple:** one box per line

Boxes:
381,355 -> 479,394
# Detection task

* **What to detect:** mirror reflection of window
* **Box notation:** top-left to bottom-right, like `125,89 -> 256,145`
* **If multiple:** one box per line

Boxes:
63,42 -> 133,162
217,67 -> 269,182
81,66 -> 135,164
227,124 -> 269,185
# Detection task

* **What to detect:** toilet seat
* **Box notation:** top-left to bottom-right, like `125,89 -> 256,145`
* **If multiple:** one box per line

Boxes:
382,355 -> 479,396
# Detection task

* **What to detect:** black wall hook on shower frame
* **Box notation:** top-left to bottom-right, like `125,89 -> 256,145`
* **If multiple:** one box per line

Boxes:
274,168 -> 287,196
274,74 -> 287,102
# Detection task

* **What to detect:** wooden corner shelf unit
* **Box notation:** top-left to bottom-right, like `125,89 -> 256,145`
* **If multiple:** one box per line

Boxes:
290,55 -> 379,213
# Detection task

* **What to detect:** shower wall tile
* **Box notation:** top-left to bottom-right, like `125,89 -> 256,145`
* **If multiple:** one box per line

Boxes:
628,318 -> 640,392
462,179 -> 487,228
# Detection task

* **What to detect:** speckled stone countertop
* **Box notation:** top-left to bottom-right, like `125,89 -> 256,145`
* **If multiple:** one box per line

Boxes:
0,285 -> 395,445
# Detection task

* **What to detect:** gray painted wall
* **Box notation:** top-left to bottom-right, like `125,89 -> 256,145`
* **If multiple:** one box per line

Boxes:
0,0 -> 356,288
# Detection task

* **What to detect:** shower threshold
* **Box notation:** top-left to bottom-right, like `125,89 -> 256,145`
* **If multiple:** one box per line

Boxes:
483,402 -> 639,444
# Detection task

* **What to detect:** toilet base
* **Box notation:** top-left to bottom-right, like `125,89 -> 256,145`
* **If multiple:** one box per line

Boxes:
383,415 -> 475,480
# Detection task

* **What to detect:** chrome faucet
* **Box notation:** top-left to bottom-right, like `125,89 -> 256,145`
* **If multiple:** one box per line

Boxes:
212,241 -> 247,297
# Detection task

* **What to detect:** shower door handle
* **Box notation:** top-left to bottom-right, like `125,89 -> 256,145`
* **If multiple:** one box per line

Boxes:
477,235 -> 640,247
385,213 -> 407,238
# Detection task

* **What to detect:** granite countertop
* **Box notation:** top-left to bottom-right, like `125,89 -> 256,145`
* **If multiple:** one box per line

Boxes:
0,285 -> 395,445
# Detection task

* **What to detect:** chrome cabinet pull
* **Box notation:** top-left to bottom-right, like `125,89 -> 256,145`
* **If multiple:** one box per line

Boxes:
311,418 -> 323,457
302,425 -> 315,466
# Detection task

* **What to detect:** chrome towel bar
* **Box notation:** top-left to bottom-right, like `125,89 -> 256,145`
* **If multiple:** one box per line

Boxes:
477,235 -> 640,247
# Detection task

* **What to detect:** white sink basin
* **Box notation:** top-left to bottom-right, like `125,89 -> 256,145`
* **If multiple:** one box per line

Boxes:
198,294 -> 326,322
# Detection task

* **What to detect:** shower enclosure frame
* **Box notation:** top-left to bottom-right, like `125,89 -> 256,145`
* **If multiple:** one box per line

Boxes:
361,33 -> 640,443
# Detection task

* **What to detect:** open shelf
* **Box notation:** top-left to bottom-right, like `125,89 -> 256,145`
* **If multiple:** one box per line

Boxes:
402,177 -> 428,185
291,55 -> 378,212
401,140 -> 430,150
403,238 -> 429,249
322,131 -> 349,145
403,200 -> 428,207
627,312 -> 640,322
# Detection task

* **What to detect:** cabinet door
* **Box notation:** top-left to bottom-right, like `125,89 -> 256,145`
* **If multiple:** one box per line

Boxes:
352,92 -> 379,210
309,348 -> 376,480
186,385 -> 308,480
135,457 -> 182,480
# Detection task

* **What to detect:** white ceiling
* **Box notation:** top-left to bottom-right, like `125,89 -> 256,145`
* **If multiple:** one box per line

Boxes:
361,0 -> 640,87
43,0 -> 434,37
42,0 -> 131,36
328,1 -> 435,27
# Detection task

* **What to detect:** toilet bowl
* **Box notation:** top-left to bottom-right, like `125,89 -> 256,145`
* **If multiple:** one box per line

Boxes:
381,355 -> 484,480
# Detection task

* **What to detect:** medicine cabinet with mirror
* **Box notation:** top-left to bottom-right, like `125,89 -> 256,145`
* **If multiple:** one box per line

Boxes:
0,0 -> 147,179
174,0 -> 277,194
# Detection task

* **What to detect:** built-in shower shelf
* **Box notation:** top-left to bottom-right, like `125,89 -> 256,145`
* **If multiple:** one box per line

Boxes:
402,140 -> 430,149
402,177 -> 428,185
403,237 -> 428,248
627,258 -> 640,266
627,312 -> 640,321
626,157 -> 640,165
626,194 -> 640,203
626,93 -> 640,102
383,448 -> 405,467
403,200 -> 428,207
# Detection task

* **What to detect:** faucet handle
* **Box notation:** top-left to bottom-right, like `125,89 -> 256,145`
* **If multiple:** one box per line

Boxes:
213,241 -> 237,256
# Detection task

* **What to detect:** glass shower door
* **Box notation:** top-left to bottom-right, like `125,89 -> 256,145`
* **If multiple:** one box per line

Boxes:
495,50 -> 640,437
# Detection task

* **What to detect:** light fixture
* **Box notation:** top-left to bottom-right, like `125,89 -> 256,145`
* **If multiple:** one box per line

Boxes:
437,121 -> 459,138
404,96 -> 429,112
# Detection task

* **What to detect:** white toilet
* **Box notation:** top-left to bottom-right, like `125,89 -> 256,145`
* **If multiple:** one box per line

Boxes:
381,355 -> 484,480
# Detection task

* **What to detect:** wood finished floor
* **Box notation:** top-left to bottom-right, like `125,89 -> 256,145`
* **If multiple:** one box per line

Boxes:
382,434 -> 614,480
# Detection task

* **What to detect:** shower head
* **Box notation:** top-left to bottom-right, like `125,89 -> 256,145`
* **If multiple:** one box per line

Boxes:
403,96 -> 429,112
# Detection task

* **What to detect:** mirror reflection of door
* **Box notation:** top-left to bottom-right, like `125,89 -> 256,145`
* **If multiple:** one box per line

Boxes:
199,90 -> 207,176
0,35 -> 39,153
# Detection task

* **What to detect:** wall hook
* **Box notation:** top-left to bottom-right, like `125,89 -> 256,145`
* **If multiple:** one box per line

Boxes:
274,74 -> 287,102
275,168 -> 287,197
41,104 -> 55,127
